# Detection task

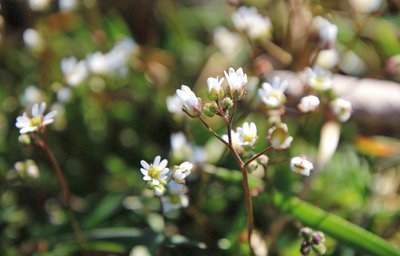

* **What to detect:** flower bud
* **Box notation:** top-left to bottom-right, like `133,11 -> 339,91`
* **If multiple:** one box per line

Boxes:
290,155 -> 314,176
300,227 -> 314,241
330,98 -> 352,122
18,134 -> 31,145
221,97 -> 234,109
312,231 -> 325,245
176,85 -> 202,117
312,243 -> 327,255
300,240 -> 311,256
203,102 -> 218,117
207,76 -> 224,101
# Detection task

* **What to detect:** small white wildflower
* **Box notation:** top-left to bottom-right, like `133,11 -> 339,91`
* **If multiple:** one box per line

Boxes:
315,49 -> 339,70
140,156 -> 169,186
170,132 -> 192,161
20,85 -> 44,106
28,0 -> 50,11
224,67 -> 248,99
173,161 -> 193,183
207,76 -> 224,100
268,123 -> 293,150
14,159 -> 40,178
154,184 -> 166,196
305,66 -> 333,91
258,77 -> 288,108
161,181 -> 189,212
349,0 -> 382,13
311,16 -> 338,49
236,122 -> 258,147
213,26 -> 241,55
61,57 -> 88,86
59,0 -> 78,12
330,98 -> 352,122
232,6 -> 272,40
176,85 -> 202,116
222,130 -> 243,153
15,102 -> 57,134
166,94 -> 184,115
298,95 -> 320,113
106,38 -> 137,75
56,87 -> 73,103
23,28 -> 45,52
290,155 -> 314,176
86,52 -> 109,75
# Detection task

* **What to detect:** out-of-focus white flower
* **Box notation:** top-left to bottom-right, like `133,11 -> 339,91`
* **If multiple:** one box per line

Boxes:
236,122 -> 258,147
59,0 -> 78,12
222,130 -> 243,153
106,38 -> 137,75
154,184 -> 166,196
20,85 -> 44,106
268,123 -> 293,150
258,77 -> 288,108
56,87 -> 73,103
61,57 -> 88,86
207,76 -> 224,100
161,181 -> 189,212
140,156 -> 169,186
315,49 -> 339,70
23,28 -> 45,52
311,16 -> 337,49
14,159 -> 40,178
224,67 -> 248,99
232,6 -> 272,40
166,95 -> 184,115
330,98 -> 352,122
213,26 -> 241,55
16,102 -> 57,134
170,132 -> 192,160
28,0 -> 51,11
298,95 -> 320,113
305,66 -> 333,91
290,155 -> 314,176
173,161 -> 193,183
176,85 -> 202,116
86,52 -> 108,75
349,0 -> 382,13
339,50 -> 367,76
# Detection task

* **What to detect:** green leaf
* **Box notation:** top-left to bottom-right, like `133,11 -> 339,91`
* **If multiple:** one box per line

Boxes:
259,192 -> 400,256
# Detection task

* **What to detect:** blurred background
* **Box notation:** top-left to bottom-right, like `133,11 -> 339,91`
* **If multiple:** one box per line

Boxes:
0,0 -> 400,255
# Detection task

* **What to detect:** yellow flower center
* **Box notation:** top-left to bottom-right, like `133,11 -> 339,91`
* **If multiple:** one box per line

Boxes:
148,165 -> 160,179
244,134 -> 253,143
30,115 -> 43,126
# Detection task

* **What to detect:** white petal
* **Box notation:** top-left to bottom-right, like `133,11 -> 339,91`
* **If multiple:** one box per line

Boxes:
153,156 -> 161,166
140,160 -> 150,169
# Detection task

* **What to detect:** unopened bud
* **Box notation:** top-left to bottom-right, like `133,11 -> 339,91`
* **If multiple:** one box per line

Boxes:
312,231 -> 325,245
221,97 -> 233,109
300,227 -> 314,241
312,243 -> 327,255
300,240 -> 311,256
203,102 -> 218,117
18,134 -> 31,145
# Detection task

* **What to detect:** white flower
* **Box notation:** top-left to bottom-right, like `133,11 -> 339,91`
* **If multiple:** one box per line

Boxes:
161,181 -> 189,212
176,85 -> 201,116
86,52 -> 109,75
106,38 -> 137,75
15,102 -> 57,134
28,0 -> 51,11
315,49 -> 339,70
154,184 -> 166,196
268,123 -> 293,150
166,95 -> 184,115
236,122 -> 258,147
170,132 -> 192,160
20,85 -> 44,106
258,77 -> 288,108
290,155 -> 314,176
224,67 -> 248,99
213,26 -> 241,55
59,0 -> 78,12
56,87 -> 73,103
349,0 -> 382,13
61,57 -> 88,86
173,161 -> 193,183
140,156 -> 169,186
311,16 -> 337,49
222,130 -> 243,153
207,76 -> 224,100
330,98 -> 352,122
305,66 -> 333,91
298,95 -> 320,113
23,28 -> 45,52
14,159 -> 40,178
232,6 -> 272,40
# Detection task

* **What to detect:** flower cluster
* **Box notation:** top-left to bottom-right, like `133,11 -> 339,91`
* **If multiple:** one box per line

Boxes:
299,227 -> 327,255
140,156 -> 193,212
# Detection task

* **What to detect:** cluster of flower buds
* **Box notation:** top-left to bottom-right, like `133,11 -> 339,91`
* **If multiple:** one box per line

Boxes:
140,156 -> 193,212
299,227 -> 327,255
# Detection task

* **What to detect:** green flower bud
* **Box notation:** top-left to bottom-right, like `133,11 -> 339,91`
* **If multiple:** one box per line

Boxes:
203,102 -> 218,117
221,97 -> 233,109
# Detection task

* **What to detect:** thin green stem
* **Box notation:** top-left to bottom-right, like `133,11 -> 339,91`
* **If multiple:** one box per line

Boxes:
244,146 -> 273,169
241,165 -> 255,256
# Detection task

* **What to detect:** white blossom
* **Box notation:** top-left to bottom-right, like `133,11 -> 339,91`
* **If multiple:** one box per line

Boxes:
258,77 -> 288,108
59,0 -> 78,12
232,6 -> 272,40
170,132 -> 192,160
311,16 -> 337,49
61,57 -> 88,86
349,0 -> 382,13
213,26 -> 241,54
176,85 -> 201,116
166,94 -> 184,115
268,123 -> 293,150
290,156 -> 314,176
86,52 -> 109,75
140,156 -> 169,186
16,102 -> 57,134
298,95 -> 320,113
236,122 -> 258,147
315,49 -> 339,70
305,66 -> 333,91
173,161 -> 193,183
20,85 -> 44,106
14,159 -> 40,178
207,76 -> 224,100
330,98 -> 352,122
224,67 -> 248,98
161,181 -> 189,212
222,130 -> 243,153
28,0 -> 50,11
23,28 -> 45,52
